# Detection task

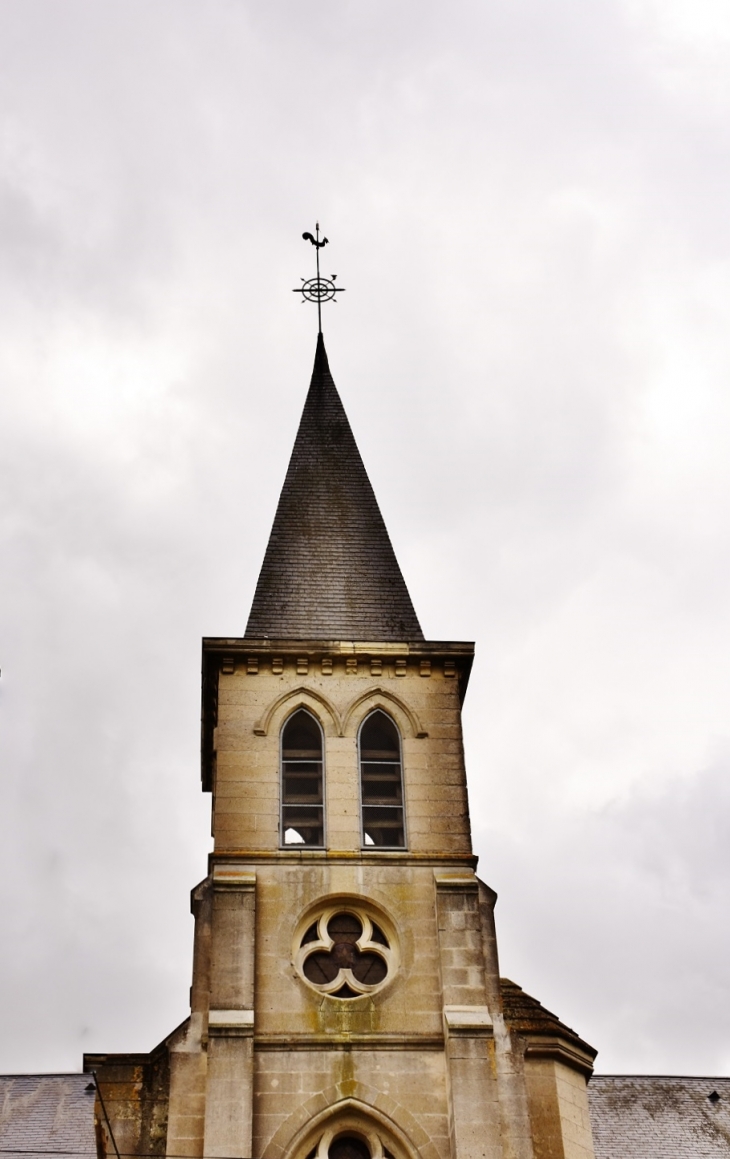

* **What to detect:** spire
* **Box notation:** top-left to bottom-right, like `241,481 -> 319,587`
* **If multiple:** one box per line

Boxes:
245,335 -> 424,641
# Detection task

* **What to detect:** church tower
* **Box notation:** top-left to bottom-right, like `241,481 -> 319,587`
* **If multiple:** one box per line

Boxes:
86,332 -> 598,1159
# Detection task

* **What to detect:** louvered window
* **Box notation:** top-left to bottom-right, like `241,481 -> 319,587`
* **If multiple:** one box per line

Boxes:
281,709 -> 324,847
359,711 -> 406,848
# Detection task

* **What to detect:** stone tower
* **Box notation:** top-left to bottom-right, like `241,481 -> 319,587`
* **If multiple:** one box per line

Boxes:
86,336 -> 598,1159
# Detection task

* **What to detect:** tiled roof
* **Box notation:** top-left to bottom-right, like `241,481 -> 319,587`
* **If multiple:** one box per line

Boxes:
0,1074 -> 97,1159
245,333 -> 423,642
500,978 -> 598,1064
589,1075 -> 730,1157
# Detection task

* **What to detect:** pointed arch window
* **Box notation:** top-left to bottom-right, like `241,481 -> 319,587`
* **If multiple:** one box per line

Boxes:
359,711 -> 406,849
304,1124 -> 399,1159
281,709 -> 324,847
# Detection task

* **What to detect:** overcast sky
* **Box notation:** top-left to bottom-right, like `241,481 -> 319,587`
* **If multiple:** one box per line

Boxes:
1,0 -> 729,1078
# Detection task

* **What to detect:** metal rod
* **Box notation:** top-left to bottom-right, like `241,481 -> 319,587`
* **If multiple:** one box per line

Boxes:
315,221 -> 322,334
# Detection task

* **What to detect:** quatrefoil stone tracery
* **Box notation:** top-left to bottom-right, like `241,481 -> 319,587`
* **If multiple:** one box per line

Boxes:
295,908 -> 394,998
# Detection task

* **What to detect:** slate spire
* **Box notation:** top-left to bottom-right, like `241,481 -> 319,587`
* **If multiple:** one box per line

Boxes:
245,334 -> 424,641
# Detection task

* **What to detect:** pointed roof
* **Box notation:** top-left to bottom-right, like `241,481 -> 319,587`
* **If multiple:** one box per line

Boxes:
245,334 -> 423,641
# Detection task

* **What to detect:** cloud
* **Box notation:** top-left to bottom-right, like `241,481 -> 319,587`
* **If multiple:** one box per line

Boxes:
477,756 -> 730,1073
0,0 -> 728,1074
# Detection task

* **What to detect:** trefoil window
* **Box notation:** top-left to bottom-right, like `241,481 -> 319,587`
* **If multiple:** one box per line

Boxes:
296,907 -> 394,998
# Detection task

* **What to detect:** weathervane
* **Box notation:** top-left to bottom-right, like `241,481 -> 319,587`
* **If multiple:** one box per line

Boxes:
292,223 -> 345,333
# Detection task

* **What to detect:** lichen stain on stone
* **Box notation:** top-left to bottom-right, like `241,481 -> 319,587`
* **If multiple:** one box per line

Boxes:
319,994 -> 377,1038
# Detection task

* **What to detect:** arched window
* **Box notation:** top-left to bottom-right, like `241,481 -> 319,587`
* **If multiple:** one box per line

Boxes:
329,1139 -> 371,1159
281,709 -> 324,847
358,711 -> 405,849
305,1126 -> 398,1159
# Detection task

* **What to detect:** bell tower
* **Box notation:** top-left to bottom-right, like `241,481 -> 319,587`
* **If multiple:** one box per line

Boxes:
86,331 -> 598,1159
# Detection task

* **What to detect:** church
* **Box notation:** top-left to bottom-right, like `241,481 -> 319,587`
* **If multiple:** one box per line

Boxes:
1,277 -> 729,1159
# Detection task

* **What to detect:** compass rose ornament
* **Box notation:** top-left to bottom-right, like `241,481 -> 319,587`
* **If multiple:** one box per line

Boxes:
292,222 -> 345,333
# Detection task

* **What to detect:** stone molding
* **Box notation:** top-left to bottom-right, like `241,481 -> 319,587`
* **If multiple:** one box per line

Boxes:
207,851 -> 479,866
208,1009 -> 254,1036
434,869 -> 478,889
252,685 -> 427,739
523,1033 -> 596,1077
340,687 -> 427,738
265,1091 -> 438,1159
443,1004 -> 493,1033
254,686 -> 343,736
206,637 -> 475,659
211,865 -> 256,891
254,1034 -> 445,1050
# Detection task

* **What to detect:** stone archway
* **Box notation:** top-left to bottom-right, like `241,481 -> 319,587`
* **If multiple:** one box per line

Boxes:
264,1091 -> 440,1159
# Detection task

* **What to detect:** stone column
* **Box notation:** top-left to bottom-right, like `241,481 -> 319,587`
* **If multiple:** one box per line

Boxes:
203,865 -> 256,1159
435,871 -> 504,1159
477,881 -> 535,1159
166,878 -> 214,1159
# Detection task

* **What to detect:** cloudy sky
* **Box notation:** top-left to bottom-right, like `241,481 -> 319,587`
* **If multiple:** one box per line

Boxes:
1,0 -> 729,1077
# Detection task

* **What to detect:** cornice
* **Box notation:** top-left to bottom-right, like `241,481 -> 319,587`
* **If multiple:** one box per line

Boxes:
203,636 -> 475,658
208,851 -> 479,870
523,1033 -> 597,1077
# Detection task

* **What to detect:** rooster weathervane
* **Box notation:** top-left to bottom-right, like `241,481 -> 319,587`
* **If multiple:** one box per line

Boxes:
292,223 -> 345,333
